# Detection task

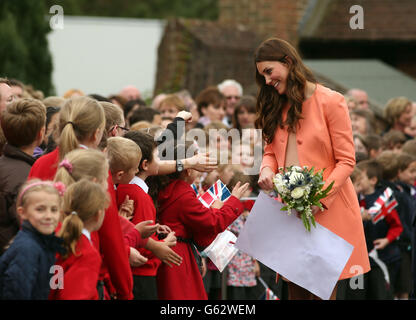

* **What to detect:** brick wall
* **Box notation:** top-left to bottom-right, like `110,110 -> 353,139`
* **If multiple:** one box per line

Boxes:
219,0 -> 309,46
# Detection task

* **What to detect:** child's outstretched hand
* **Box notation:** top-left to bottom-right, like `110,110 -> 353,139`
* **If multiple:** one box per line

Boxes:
146,238 -> 183,267
231,181 -> 250,199
129,247 -> 148,267
211,200 -> 224,209
135,220 -> 159,239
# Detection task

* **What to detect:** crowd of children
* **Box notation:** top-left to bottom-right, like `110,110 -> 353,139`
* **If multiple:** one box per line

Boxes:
337,96 -> 416,300
0,77 -> 415,300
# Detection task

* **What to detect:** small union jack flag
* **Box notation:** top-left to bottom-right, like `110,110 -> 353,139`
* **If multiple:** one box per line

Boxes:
198,180 -> 231,208
368,187 -> 398,224
191,183 -> 199,196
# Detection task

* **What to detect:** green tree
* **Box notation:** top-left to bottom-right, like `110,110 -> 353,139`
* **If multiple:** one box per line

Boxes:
44,0 -> 218,20
0,0 -> 54,95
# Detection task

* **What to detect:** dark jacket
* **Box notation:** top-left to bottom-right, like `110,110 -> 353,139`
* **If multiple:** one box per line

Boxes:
363,183 -> 403,264
395,181 -> 416,250
0,221 -> 64,300
0,144 -> 35,255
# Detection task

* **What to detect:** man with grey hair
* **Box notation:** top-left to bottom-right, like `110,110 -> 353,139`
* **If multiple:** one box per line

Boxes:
346,88 -> 369,110
218,79 -> 243,127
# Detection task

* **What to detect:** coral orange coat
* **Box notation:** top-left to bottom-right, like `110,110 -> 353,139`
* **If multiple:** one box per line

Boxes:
261,84 -> 370,279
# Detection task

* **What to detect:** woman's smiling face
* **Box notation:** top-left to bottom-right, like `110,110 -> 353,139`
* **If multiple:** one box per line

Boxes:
256,60 -> 290,95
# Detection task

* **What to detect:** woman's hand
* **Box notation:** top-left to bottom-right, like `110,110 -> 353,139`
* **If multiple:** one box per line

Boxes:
296,205 -> 320,219
258,167 -> 275,191
184,152 -> 218,172
231,181 -> 250,199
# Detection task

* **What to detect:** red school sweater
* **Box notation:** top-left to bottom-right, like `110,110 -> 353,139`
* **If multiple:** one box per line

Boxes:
117,183 -> 162,276
28,147 -> 133,300
49,234 -> 101,300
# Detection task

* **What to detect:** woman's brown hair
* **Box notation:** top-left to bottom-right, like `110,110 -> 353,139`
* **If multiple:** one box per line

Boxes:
254,38 -> 316,144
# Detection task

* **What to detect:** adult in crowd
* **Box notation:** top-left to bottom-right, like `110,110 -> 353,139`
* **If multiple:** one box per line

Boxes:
218,79 -> 243,127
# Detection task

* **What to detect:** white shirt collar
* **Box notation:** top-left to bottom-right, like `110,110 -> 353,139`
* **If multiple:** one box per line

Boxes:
79,144 -> 89,150
82,228 -> 92,243
130,176 -> 149,194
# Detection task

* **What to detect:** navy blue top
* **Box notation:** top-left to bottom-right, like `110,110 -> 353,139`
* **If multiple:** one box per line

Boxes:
0,221 -> 63,300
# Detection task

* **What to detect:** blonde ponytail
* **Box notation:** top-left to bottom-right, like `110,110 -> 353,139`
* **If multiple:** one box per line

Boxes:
59,212 -> 84,259
59,179 -> 110,258
58,96 -> 105,160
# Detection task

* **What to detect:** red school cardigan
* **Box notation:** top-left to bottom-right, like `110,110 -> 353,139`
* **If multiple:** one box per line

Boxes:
28,147 -> 133,300
117,184 -> 161,276
156,179 -> 244,300
49,234 -> 101,300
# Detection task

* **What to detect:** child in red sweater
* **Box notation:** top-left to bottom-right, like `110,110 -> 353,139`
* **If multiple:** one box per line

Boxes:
154,141 -> 249,300
50,179 -> 109,300
116,131 -> 179,300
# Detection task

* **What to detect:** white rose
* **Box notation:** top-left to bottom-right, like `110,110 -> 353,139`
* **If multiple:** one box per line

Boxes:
291,187 -> 305,199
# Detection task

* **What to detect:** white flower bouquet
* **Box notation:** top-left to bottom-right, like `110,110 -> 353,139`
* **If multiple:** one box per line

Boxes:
273,166 -> 334,232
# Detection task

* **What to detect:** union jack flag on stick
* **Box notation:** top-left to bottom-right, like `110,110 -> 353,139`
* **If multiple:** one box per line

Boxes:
367,187 -> 398,224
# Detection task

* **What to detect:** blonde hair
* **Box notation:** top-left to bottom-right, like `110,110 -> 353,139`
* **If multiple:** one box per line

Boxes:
43,96 -> 66,108
54,149 -> 109,187
98,101 -> 125,150
376,150 -> 400,181
17,179 -> 60,208
384,97 -> 412,126
106,137 -> 142,173
130,121 -> 151,131
58,96 -> 105,160
159,94 -> 186,112
100,101 -> 124,131
60,179 -> 110,258
1,98 -> 46,147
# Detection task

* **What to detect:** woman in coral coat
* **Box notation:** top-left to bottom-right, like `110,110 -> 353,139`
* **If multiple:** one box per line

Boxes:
255,38 -> 370,300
